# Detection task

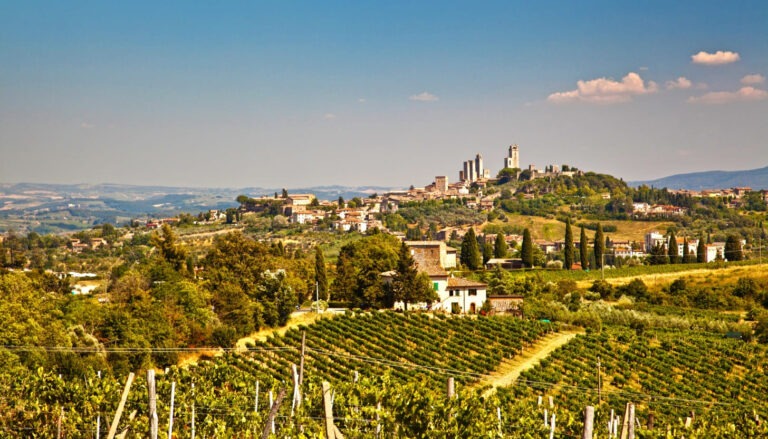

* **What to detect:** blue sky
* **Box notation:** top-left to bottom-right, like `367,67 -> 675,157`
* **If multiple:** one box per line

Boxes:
1,1 -> 767,188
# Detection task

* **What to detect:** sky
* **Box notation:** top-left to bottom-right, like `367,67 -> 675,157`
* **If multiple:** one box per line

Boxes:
1,1 -> 767,189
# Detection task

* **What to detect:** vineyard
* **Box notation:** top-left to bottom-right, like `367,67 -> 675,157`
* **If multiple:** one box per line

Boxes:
241,311 -> 555,387
504,326 -> 768,436
3,312 -> 768,437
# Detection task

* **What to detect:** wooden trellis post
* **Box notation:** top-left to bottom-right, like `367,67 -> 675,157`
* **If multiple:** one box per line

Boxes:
148,370 -> 158,439
106,373 -> 134,439
582,406 -> 594,439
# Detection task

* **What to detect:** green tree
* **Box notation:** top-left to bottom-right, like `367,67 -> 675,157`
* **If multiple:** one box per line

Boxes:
315,246 -> 328,301
388,242 -> 438,310
482,236 -> 494,264
406,226 -> 422,240
521,228 -> 533,269
681,237 -> 690,264
593,223 -> 605,269
725,234 -> 743,261
332,252 -> 357,302
648,242 -> 669,265
563,218 -> 574,270
668,230 -> 679,264
579,226 -> 589,270
460,228 -> 482,270
697,234 -> 707,263
152,224 -> 188,272
494,233 -> 508,258
331,233 -> 401,307
338,196 -> 345,208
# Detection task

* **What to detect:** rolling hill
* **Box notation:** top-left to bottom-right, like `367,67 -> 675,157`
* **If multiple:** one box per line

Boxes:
629,165 -> 768,190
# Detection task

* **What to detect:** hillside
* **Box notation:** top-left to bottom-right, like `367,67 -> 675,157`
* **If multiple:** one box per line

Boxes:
629,165 -> 768,190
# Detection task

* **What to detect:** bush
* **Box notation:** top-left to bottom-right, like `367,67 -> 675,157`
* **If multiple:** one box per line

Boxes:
211,325 -> 238,348
590,279 -> 614,300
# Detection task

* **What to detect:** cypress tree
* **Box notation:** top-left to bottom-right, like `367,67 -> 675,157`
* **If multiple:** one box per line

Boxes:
482,235 -> 494,264
494,233 -> 508,258
697,234 -> 707,263
682,238 -> 690,264
315,246 -> 328,300
461,228 -> 482,270
580,226 -> 589,270
725,234 -> 743,261
521,228 -> 534,268
594,223 -> 605,269
668,231 -> 679,264
563,218 -> 574,270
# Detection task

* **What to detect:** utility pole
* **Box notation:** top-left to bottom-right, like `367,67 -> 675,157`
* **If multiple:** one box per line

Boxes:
601,253 -> 604,280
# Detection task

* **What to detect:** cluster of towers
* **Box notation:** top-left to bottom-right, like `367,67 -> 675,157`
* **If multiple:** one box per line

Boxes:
459,154 -> 490,183
458,145 -> 519,183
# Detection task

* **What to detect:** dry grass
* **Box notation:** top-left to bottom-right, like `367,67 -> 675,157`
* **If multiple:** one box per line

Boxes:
575,263 -> 768,290
490,215 -> 674,243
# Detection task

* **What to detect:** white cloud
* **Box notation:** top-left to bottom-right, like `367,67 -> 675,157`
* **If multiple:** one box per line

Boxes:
639,66 -> 649,71
691,50 -> 740,65
687,86 -> 768,104
666,77 -> 692,90
323,113 -> 337,120
80,122 -> 95,129
409,92 -> 439,102
741,74 -> 766,85
547,72 -> 658,104
358,98 -> 366,103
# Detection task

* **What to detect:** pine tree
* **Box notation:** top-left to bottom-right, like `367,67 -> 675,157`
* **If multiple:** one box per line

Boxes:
668,231 -> 679,264
494,233 -> 508,258
594,223 -> 605,269
388,242 -> 438,310
563,218 -> 574,270
580,226 -> 589,270
521,228 -> 533,268
460,228 -> 482,270
697,233 -> 707,263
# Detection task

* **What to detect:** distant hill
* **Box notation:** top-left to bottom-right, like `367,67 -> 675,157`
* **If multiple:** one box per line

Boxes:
0,182 -> 401,233
629,166 -> 768,190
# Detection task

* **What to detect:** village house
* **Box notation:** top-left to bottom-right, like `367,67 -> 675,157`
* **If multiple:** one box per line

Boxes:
282,193 -> 316,216
387,241 -> 486,314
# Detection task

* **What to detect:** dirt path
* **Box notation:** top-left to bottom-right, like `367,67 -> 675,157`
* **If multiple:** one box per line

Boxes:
178,311 -> 332,367
478,330 -> 583,397
235,310 -> 336,351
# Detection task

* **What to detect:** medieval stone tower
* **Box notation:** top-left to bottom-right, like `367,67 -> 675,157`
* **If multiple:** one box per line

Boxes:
504,144 -> 519,169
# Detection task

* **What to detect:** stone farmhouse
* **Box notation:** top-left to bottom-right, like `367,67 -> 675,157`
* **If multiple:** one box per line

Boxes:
387,241 -> 487,314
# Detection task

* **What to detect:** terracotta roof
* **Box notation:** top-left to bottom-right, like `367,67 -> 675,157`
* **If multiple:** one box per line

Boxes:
447,277 -> 487,288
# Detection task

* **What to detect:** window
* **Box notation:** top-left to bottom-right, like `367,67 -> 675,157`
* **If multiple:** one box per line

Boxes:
469,289 -> 477,296
433,282 -> 439,291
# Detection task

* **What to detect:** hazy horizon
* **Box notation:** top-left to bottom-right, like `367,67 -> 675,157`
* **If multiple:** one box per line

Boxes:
2,1 -> 767,189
